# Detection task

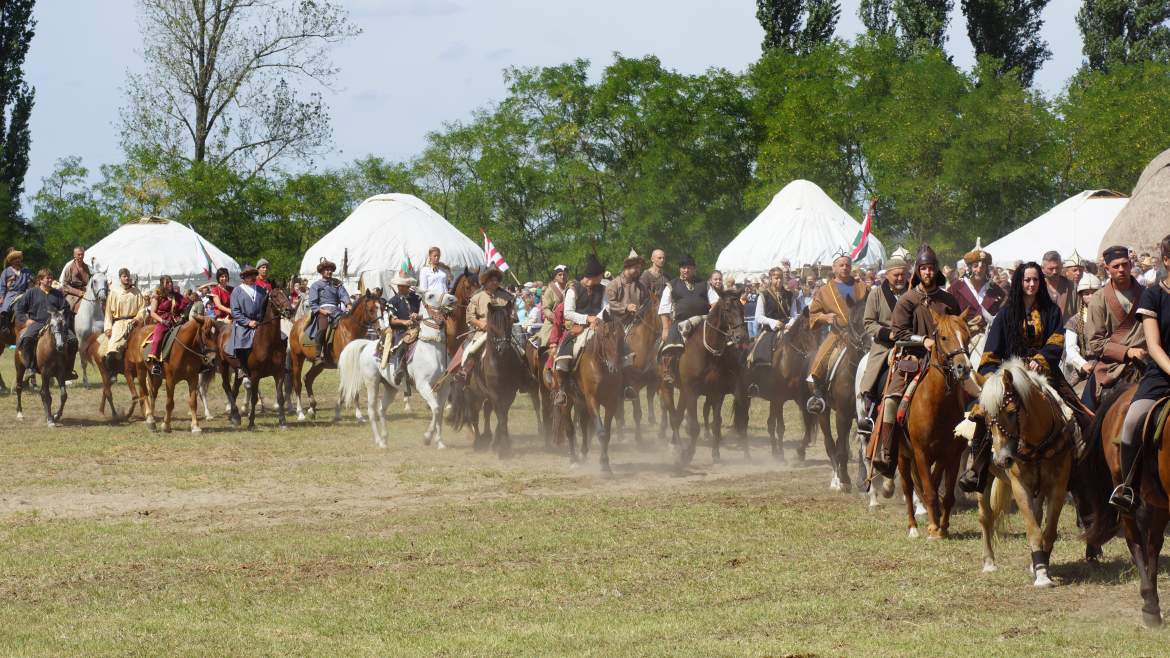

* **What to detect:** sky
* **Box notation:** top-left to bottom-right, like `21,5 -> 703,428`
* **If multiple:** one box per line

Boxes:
22,0 -> 1086,203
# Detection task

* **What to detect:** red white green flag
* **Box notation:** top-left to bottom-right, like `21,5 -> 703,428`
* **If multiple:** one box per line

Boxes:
849,199 -> 876,261
399,257 -> 415,278
189,224 -> 216,279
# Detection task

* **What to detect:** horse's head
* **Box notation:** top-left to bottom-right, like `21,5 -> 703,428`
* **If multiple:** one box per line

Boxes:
357,291 -> 382,323
713,291 -> 749,346
90,271 -> 109,305
268,287 -> 294,319
485,302 -> 514,354
978,359 -> 1051,470
591,318 -> 623,373
453,272 -> 481,304
930,309 -> 973,383
197,315 -> 219,350
848,299 -> 870,351
48,310 -> 68,353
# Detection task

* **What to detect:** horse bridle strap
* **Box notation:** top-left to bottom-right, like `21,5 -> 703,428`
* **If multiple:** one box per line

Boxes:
992,386 -> 1071,464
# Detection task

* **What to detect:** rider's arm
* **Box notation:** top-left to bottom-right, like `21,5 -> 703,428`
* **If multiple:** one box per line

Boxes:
658,286 -> 672,335
149,296 -> 164,323
754,294 -> 778,331
862,290 -> 889,344
563,287 -> 588,324
1064,328 -> 1088,372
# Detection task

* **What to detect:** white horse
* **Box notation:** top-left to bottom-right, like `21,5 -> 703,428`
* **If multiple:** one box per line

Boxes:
337,291 -> 454,448
74,270 -> 109,386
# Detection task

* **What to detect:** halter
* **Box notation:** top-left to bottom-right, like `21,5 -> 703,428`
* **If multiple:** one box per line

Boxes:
988,382 -> 1070,464
928,324 -> 972,392
701,306 -> 746,356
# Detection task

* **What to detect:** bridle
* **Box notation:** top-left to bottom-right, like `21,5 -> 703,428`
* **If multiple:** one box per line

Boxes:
987,381 -> 1069,464
702,302 -> 747,356
928,324 -> 972,392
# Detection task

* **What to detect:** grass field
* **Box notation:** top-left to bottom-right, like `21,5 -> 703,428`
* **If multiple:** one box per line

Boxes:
0,358 -> 1165,656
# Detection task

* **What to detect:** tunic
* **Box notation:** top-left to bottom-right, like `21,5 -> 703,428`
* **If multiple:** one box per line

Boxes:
887,285 -> 961,396
1084,279 -> 1145,388
209,284 -> 233,320
639,268 -> 669,297
103,285 -> 145,355
1135,282 -> 1170,401
565,282 -> 608,325
307,278 -> 351,338
606,275 -> 649,322
657,278 -> 716,322
59,260 -> 91,313
255,277 -> 273,293
1047,276 -> 1077,323
13,287 -> 71,342
951,278 -> 1005,326
860,280 -> 900,394
467,288 -> 514,338
808,279 -> 868,378
1,265 -> 32,314
387,291 -> 421,340
228,284 -> 268,356
149,293 -> 189,354
754,287 -> 797,332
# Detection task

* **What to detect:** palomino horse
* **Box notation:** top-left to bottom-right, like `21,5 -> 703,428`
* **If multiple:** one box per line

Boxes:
896,310 -> 974,539
558,318 -> 625,472
659,292 -> 750,468
14,309 -> 73,427
445,272 -> 480,358
969,359 -> 1074,588
622,293 -> 663,444
451,302 -> 526,458
74,270 -> 109,387
214,288 -> 294,430
125,316 -> 219,432
287,291 -> 382,421
817,302 -> 870,492
337,291 -> 456,449
745,308 -> 819,462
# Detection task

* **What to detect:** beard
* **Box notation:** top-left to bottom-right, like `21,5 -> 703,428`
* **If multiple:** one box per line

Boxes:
891,282 -> 908,293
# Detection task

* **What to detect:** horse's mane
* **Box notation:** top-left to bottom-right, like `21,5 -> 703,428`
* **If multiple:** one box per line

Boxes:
978,357 -> 1055,418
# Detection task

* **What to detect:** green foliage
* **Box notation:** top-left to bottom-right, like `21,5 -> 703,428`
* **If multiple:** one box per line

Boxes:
756,0 -> 841,54
0,0 -> 35,251
1077,0 -> 1170,71
893,0 -> 953,49
961,0 -> 1052,86
859,0 -> 895,35
29,157 -> 116,269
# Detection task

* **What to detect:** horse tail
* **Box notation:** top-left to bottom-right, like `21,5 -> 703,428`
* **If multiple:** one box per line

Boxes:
1077,386 -> 1126,549
449,383 -> 470,431
338,339 -> 373,407
989,476 -> 1014,539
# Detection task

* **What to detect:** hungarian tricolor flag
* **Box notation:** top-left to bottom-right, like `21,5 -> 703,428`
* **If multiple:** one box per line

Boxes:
849,198 -> 876,261
189,224 -> 217,279
399,256 -> 415,278
482,229 -> 510,272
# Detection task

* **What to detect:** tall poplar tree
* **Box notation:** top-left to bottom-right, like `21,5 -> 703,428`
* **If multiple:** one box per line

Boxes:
962,0 -> 1051,85
0,0 -> 35,250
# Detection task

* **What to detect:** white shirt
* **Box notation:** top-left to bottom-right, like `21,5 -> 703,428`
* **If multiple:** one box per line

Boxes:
419,266 -> 450,294
754,288 -> 798,331
1064,328 -> 1088,371
564,286 -> 609,325
960,278 -> 996,324
657,282 -> 720,316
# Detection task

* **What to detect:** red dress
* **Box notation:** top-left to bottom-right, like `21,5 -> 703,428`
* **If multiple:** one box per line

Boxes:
149,293 -> 190,357
210,284 -> 232,319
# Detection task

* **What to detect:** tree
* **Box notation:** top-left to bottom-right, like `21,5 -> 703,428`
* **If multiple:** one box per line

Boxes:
0,0 -> 35,251
756,0 -> 841,54
962,0 -> 1051,85
894,0 -> 953,49
120,0 -> 359,176
860,0 -> 895,35
1077,0 -> 1170,71
29,157 -> 116,268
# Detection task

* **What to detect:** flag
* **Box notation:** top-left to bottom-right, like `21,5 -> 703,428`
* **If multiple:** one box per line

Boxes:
482,229 -> 510,272
849,199 -> 876,261
189,224 -> 216,279
399,256 -> 415,278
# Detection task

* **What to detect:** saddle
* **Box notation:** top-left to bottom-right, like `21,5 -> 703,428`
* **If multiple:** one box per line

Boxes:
1113,396 -> 1170,449
301,321 -> 337,349
139,325 -> 181,360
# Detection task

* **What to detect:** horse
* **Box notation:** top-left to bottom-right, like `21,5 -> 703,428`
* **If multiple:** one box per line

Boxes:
557,317 -> 625,472
445,272 -> 480,358
287,291 -> 383,421
451,302 -> 527,458
817,301 -> 871,493
745,308 -> 819,462
338,291 -> 457,449
659,292 -> 750,469
968,358 -> 1074,588
73,270 -> 109,387
213,288 -> 294,430
895,310 -> 975,539
622,293 -> 663,444
14,309 -> 73,427
79,331 -> 135,421
0,308 -> 17,393
523,339 -> 554,443
125,316 -> 219,432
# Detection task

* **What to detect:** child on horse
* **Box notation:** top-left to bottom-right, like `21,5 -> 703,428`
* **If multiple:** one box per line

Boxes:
146,275 -> 189,376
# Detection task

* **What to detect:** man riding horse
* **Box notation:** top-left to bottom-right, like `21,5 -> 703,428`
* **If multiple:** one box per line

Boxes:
857,254 -> 909,439
536,264 -> 568,350
59,246 -> 91,317
1,248 -> 32,332
227,265 -> 268,389
307,259 -> 351,364
448,267 -> 513,382
383,272 -> 421,385
13,269 -> 77,376
657,254 -> 719,386
102,268 -> 144,373
606,251 -> 649,399
553,254 -> 609,403
806,254 -> 868,414
746,266 -> 798,374
868,245 -> 962,478
951,239 -> 1005,333
1082,245 -> 1147,410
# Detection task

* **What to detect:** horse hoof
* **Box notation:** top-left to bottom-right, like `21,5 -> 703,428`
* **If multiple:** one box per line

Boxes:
867,499 -> 880,510
16,412 -> 23,421
840,480 -> 852,494
1033,572 -> 1054,588
1142,611 -> 1163,628
982,562 -> 998,574
908,527 -> 920,539
435,440 -> 447,450
191,426 -> 202,434
881,479 -> 896,499
296,412 -> 306,422
46,420 -> 56,428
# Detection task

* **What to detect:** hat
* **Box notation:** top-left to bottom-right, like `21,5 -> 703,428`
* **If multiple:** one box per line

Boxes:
1078,272 -> 1103,293
1102,245 -> 1129,263
582,254 -> 605,278
480,267 -> 503,285
1062,250 -> 1083,268
317,259 -> 337,274
552,264 -> 568,275
256,258 -> 271,268
885,255 -> 909,271
962,237 -> 992,266
1141,254 -> 1155,268
241,265 -> 259,278
391,273 -> 416,287
891,245 -> 910,261
4,248 -> 22,266
1042,250 -> 1061,263
679,253 -> 697,268
624,249 -> 644,269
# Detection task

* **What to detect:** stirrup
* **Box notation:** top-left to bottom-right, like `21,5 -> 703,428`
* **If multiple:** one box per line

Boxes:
957,467 -> 984,494
1109,484 -> 1139,515
553,390 -> 569,407
805,395 -> 826,415
746,383 -> 760,398
857,417 -> 874,434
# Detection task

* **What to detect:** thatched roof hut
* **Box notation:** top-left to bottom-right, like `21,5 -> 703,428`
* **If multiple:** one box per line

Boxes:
1099,148 -> 1170,256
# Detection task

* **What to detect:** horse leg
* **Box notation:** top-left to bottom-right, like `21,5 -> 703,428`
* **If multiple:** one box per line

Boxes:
680,390 -> 700,468
498,407 -> 513,459
911,445 -> 944,539
306,363 -> 324,420
599,404 -> 614,475
1142,509 -> 1169,626
416,377 -> 444,449
631,390 -> 643,445
938,446 -> 962,534
246,375 -> 259,430
199,369 -> 215,420
221,365 -> 238,427
710,395 -> 725,463
835,406 -> 853,493
702,398 -> 712,439
40,373 -> 55,427
646,385 -> 657,425
275,372 -> 288,429
977,479 -> 999,573
899,439 -> 919,538
565,404 -> 579,466
367,376 -> 384,448
55,373 -> 68,422
291,352 -> 307,421
188,378 -> 202,433
162,378 -> 178,432
819,410 -> 838,491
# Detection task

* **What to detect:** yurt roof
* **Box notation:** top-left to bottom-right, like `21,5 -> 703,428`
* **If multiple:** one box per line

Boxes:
1098,148 -> 1170,256
715,179 -> 886,279
84,216 -> 240,290
299,194 -> 483,286
984,190 -> 1128,267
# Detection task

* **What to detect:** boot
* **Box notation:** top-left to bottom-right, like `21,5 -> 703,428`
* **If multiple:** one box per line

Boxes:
871,421 -> 897,479
857,395 -> 876,436
958,422 -> 992,494
659,353 -> 677,385
455,356 -> 475,384
1109,440 -> 1142,515
553,361 -> 571,406
22,343 -> 37,374
805,378 -> 826,415
392,357 -> 407,386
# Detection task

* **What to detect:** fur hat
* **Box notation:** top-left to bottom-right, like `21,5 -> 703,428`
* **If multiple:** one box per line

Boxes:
317,259 -> 337,274
885,255 -> 909,272
480,267 -> 503,285
582,254 -> 605,278
391,273 -> 416,287
1077,272 -> 1102,293
4,248 -> 22,266
962,237 -> 992,266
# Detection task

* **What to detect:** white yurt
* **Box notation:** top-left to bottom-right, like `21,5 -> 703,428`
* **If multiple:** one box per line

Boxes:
716,179 -> 886,279
84,216 -> 240,291
299,194 -> 483,289
985,190 -> 1129,267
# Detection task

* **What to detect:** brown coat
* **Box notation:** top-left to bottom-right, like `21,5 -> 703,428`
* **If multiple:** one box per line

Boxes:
60,259 -> 91,313
1047,276 -> 1077,323
808,279 -> 868,331
1085,279 -> 1145,387
606,275 -> 649,320
891,285 -> 962,343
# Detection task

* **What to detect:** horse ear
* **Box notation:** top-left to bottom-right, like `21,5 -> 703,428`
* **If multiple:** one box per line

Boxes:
1001,368 -> 1013,390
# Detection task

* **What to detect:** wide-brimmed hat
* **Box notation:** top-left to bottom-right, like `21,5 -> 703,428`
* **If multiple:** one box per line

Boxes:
582,254 -> 605,278
4,248 -> 22,266
480,267 -> 503,285
240,265 -> 259,278
391,273 -> 416,287
317,259 -> 337,274
962,238 -> 992,266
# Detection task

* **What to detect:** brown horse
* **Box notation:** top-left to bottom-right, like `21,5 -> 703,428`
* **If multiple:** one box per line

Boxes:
287,291 -> 382,421
621,293 -> 662,444
125,316 -> 219,432
817,301 -> 870,493
79,331 -> 136,421
451,302 -> 526,458
558,318 -> 625,472
523,340 -> 554,442
214,289 -> 294,429
895,311 -> 974,538
14,309 -> 74,427
659,292 -> 750,469
744,309 -> 819,462
446,272 -> 480,358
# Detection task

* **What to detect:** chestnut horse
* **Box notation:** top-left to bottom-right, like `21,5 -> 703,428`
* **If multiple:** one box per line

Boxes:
896,311 -> 974,539
558,318 -> 625,472
621,293 -> 662,444
287,291 -> 382,421
14,309 -> 73,427
523,340 -> 554,442
214,288 -> 294,429
125,316 -> 219,432
659,292 -> 750,469
451,302 -> 526,458
818,301 -> 871,493
744,308 -> 819,462
79,331 -> 137,421
446,272 -> 480,358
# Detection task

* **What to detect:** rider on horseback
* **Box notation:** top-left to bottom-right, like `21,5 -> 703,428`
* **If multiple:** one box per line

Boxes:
857,254 -> 909,437
102,268 -> 144,373
869,245 -> 961,478
384,272 -> 421,386
145,276 -> 189,376
13,269 -> 76,375
951,239 -> 1005,333
554,254 -> 609,404
607,251 -> 649,399
59,246 -> 91,316
536,264 -> 568,350
1082,245 -> 1147,410
307,259 -> 351,364
227,265 -> 268,389
806,254 -> 868,414
657,254 -> 718,386
1,248 -> 32,334
747,266 -> 799,372
449,267 -> 513,383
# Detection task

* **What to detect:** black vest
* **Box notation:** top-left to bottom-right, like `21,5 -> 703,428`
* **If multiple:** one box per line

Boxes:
761,289 -> 791,321
572,282 -> 606,316
670,278 -> 709,322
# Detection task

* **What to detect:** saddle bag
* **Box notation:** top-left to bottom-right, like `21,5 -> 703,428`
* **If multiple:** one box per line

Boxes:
895,354 -> 921,374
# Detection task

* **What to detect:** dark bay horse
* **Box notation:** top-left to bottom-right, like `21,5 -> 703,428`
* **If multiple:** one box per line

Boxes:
559,318 -> 624,472
446,272 -> 480,358
817,301 -> 871,493
125,316 -> 219,432
659,292 -> 750,468
621,293 -> 662,444
744,308 -> 819,462
14,309 -> 72,427
523,340 -> 554,442
215,289 -> 294,429
452,302 -> 526,458
287,291 -> 382,421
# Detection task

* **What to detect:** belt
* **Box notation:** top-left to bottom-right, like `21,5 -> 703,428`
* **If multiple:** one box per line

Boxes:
113,315 -> 137,321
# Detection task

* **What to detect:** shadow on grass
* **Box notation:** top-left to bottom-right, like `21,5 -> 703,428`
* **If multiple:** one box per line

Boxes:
1051,556 -> 1134,585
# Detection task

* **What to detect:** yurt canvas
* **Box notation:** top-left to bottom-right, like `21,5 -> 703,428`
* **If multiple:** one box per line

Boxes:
716,179 -> 886,279
1099,148 -> 1170,256
83,216 -> 240,291
300,194 -> 483,289
984,190 -> 1128,267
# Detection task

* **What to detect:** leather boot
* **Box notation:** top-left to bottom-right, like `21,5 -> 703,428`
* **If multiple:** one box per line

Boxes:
958,422 -> 992,494
22,342 -> 37,374
659,353 -> 677,385
857,394 -> 876,436
805,379 -> 826,415
553,368 -> 569,407
871,421 -> 897,479
1110,440 -> 1142,515
455,357 -> 475,384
